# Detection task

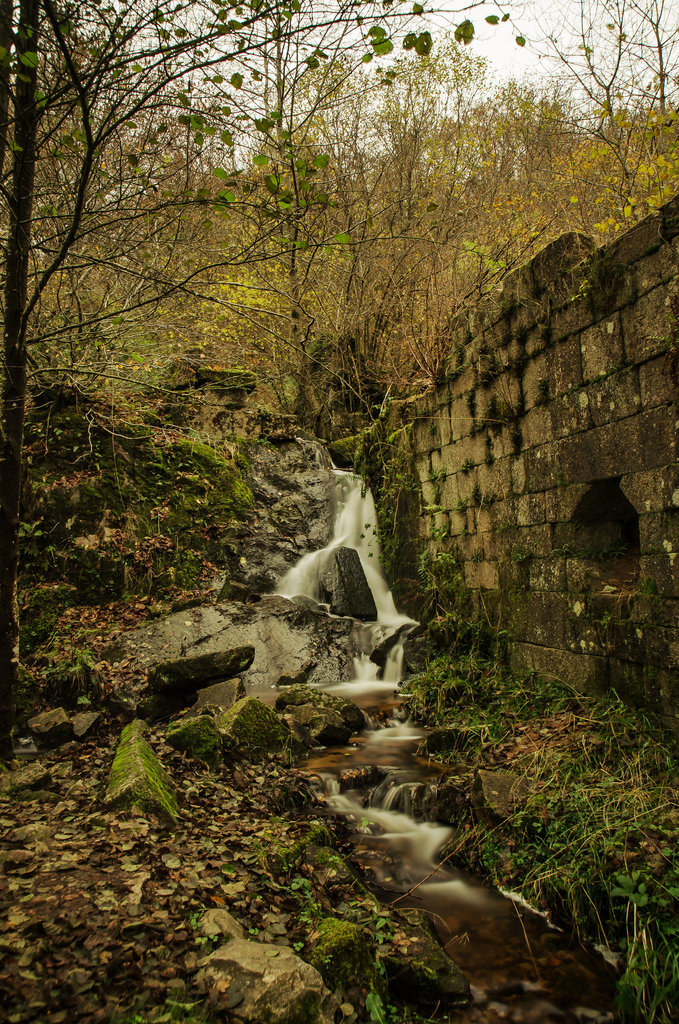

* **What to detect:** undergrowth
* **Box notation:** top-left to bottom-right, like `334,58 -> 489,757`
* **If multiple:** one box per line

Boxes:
402,552 -> 679,1023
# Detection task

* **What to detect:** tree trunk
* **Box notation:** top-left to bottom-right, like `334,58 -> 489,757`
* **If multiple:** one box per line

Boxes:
0,0 -> 39,759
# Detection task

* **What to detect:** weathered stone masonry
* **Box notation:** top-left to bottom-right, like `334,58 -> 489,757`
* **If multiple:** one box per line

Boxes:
405,197 -> 679,727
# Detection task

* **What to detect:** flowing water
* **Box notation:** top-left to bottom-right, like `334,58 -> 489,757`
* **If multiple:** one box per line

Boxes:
277,470 -> 617,1024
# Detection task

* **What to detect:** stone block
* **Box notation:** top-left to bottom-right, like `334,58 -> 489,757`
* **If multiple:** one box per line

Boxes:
522,406 -> 552,449
522,351 -> 549,410
622,286 -> 676,364
608,211 -> 664,267
516,492 -> 546,526
548,389 -> 594,439
544,483 -> 590,522
438,473 -> 459,509
588,367 -> 642,426
629,594 -> 679,629
430,448 -> 444,475
546,336 -> 583,396
511,454 -> 527,494
639,553 -> 679,597
489,495 -> 517,530
464,560 -> 498,590
639,354 -> 679,408
580,314 -> 624,381
621,465 -> 679,514
566,558 -> 605,593
448,510 -> 468,537
633,243 -> 679,295
412,418 -> 433,455
475,507 -> 493,533
510,642 -> 610,694
523,442 -> 561,491
515,523 -> 553,557
415,456 -> 431,486
497,556 -> 530,591
552,294 -> 595,341
450,395 -> 474,439
639,510 -> 679,553
509,592 -> 569,645
557,409 -> 677,484
529,556 -> 567,592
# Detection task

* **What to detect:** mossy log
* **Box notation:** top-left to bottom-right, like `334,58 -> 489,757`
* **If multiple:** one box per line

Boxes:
105,720 -> 178,824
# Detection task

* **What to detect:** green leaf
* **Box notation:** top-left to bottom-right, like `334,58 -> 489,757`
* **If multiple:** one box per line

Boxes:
218,190 -> 236,203
334,232 -> 351,243
362,53 -> 373,63
253,155 -> 269,166
305,56 -> 320,69
412,3 -> 424,13
19,51 -> 38,68
264,174 -> 280,195
516,35 -> 526,46
220,131 -> 234,147
131,63 -> 143,72
485,15 -> 499,24
254,117 -> 273,132
214,167 -> 230,180
414,31 -> 433,55
230,73 -> 243,89
373,40 -> 394,56
369,26 -> 387,40
502,12 -> 510,21
313,154 -> 329,169
454,20 -> 475,45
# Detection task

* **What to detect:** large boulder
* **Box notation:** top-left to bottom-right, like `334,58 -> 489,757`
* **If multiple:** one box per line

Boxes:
105,720 -> 178,824
216,697 -> 298,762
309,917 -> 382,998
282,704 -> 350,747
320,547 -> 377,620
200,939 -> 340,1024
275,685 -> 364,734
379,909 -> 470,1008
189,676 -> 246,716
28,708 -> 73,749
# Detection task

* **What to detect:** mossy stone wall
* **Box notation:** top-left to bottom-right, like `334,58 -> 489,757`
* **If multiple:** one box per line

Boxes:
382,198 -> 679,729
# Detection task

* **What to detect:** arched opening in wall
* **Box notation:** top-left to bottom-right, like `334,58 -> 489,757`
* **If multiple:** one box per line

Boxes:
571,478 -> 640,591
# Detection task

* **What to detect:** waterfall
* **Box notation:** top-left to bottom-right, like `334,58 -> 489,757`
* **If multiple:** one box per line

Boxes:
277,471 -> 414,632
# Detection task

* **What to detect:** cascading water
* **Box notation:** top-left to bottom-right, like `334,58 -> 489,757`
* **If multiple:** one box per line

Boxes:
277,467 -> 616,1024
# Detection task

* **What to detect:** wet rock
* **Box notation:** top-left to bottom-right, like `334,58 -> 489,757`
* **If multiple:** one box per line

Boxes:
166,716 -> 221,768
28,708 -> 73,749
264,823 -> 334,876
320,547 -> 377,620
326,435 -> 357,469
199,908 -> 245,940
283,704 -> 351,747
0,761 -> 51,794
338,765 -> 384,792
275,685 -> 364,734
303,845 -> 363,892
277,666 -> 311,687
217,697 -> 299,762
200,939 -> 340,1024
471,769 -> 529,824
434,776 -> 469,825
370,771 -> 438,819
417,726 -> 473,757
402,629 -> 432,675
369,624 -> 415,671
380,909 -> 470,1007
105,720 -> 178,824
72,711 -> 101,740
189,677 -> 246,715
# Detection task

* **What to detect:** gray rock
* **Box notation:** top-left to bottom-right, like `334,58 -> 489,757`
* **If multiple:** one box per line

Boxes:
380,908 -> 470,1007
189,677 -> 246,715
471,769 -> 529,824
199,908 -> 245,940
72,711 -> 101,740
320,547 -> 377,620
148,646 -> 255,693
0,761 -> 51,793
200,939 -> 340,1023
28,708 -> 73,749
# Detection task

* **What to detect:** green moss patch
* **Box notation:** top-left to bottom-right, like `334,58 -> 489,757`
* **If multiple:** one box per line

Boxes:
262,821 -> 334,877
166,716 -> 221,768
106,720 -> 178,824
310,918 -> 380,994
216,697 -> 293,762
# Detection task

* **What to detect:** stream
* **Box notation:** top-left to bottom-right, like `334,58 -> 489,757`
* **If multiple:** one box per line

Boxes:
275,470 -> 617,1024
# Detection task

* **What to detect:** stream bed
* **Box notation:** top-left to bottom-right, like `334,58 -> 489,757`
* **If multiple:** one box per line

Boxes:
273,470 -> 618,1024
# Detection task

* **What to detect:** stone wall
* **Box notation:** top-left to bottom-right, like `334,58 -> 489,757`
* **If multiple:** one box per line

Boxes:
401,198 -> 679,727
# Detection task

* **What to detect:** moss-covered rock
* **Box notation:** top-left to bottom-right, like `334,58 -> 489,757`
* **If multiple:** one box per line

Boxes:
148,647 -> 255,694
263,821 -> 334,877
309,918 -> 381,995
281,703 -> 351,747
105,720 -> 178,824
379,909 -> 470,1007
166,716 -> 221,768
217,697 -> 296,762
